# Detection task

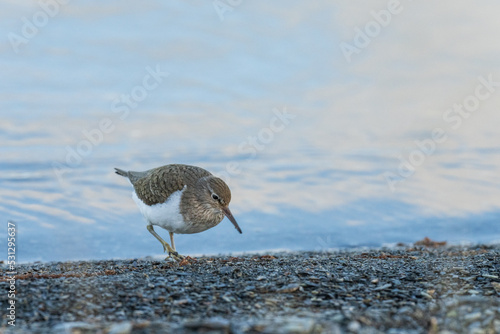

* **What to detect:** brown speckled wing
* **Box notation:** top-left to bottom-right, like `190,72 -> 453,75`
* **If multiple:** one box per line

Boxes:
132,164 -> 211,206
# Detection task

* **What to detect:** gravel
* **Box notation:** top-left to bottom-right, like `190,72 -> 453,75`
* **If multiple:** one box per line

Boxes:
1,245 -> 499,333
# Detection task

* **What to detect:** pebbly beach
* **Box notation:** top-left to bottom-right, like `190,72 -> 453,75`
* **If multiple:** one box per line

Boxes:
1,244 -> 499,334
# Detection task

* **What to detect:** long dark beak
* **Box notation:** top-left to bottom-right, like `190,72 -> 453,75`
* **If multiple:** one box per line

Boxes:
222,207 -> 242,234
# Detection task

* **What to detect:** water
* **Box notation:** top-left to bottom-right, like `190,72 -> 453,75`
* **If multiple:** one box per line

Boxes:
1,1 -> 500,263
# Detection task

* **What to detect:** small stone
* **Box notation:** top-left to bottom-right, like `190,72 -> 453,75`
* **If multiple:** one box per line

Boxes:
469,325 -> 486,334
421,291 -> 433,299
222,295 -> 235,302
464,312 -> 482,323
173,299 -> 191,306
264,298 -> 278,306
52,322 -> 96,333
253,318 -> 317,334
219,266 -> 233,275
115,310 -> 126,319
391,279 -> 402,286
374,283 -> 392,291
133,310 -> 145,317
108,322 -> 133,334
397,306 -> 412,314
493,319 -> 500,332
332,314 -> 344,322
278,283 -> 300,293
482,274 -> 499,279
347,320 -> 361,332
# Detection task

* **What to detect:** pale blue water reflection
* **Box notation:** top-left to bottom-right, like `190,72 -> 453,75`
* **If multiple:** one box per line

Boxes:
1,1 -> 500,262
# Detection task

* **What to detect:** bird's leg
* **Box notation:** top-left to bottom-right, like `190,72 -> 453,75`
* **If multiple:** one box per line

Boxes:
146,225 -> 183,260
146,224 -> 174,253
169,232 -> 176,252
169,232 -> 197,265
168,231 -> 184,259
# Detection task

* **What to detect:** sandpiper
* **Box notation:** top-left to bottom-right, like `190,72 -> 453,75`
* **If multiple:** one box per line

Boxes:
115,164 -> 242,260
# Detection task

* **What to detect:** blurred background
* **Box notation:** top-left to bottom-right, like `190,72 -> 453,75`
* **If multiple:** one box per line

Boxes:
1,0 -> 499,262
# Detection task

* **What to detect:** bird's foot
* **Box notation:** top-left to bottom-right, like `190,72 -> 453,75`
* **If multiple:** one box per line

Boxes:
159,241 -> 183,261
168,251 -> 185,261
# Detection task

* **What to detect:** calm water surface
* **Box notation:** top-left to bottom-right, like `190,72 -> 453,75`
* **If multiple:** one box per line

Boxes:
1,1 -> 500,262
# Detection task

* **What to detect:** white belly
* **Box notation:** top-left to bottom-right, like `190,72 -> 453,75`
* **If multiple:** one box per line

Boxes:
132,187 -> 192,234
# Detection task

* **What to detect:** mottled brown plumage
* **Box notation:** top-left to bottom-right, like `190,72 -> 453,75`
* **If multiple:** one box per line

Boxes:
115,164 -> 241,260
121,164 -> 212,206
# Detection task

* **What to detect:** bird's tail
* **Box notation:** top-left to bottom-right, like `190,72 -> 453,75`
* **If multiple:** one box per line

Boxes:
115,168 -> 148,184
114,168 -> 129,177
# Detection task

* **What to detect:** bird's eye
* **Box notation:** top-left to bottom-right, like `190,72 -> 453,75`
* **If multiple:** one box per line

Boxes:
211,193 -> 219,201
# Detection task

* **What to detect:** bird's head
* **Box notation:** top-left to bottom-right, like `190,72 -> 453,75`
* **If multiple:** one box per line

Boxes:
198,176 -> 242,234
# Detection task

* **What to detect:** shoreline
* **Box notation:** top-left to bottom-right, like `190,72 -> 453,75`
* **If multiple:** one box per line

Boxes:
13,239 -> 500,266
1,245 -> 499,333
